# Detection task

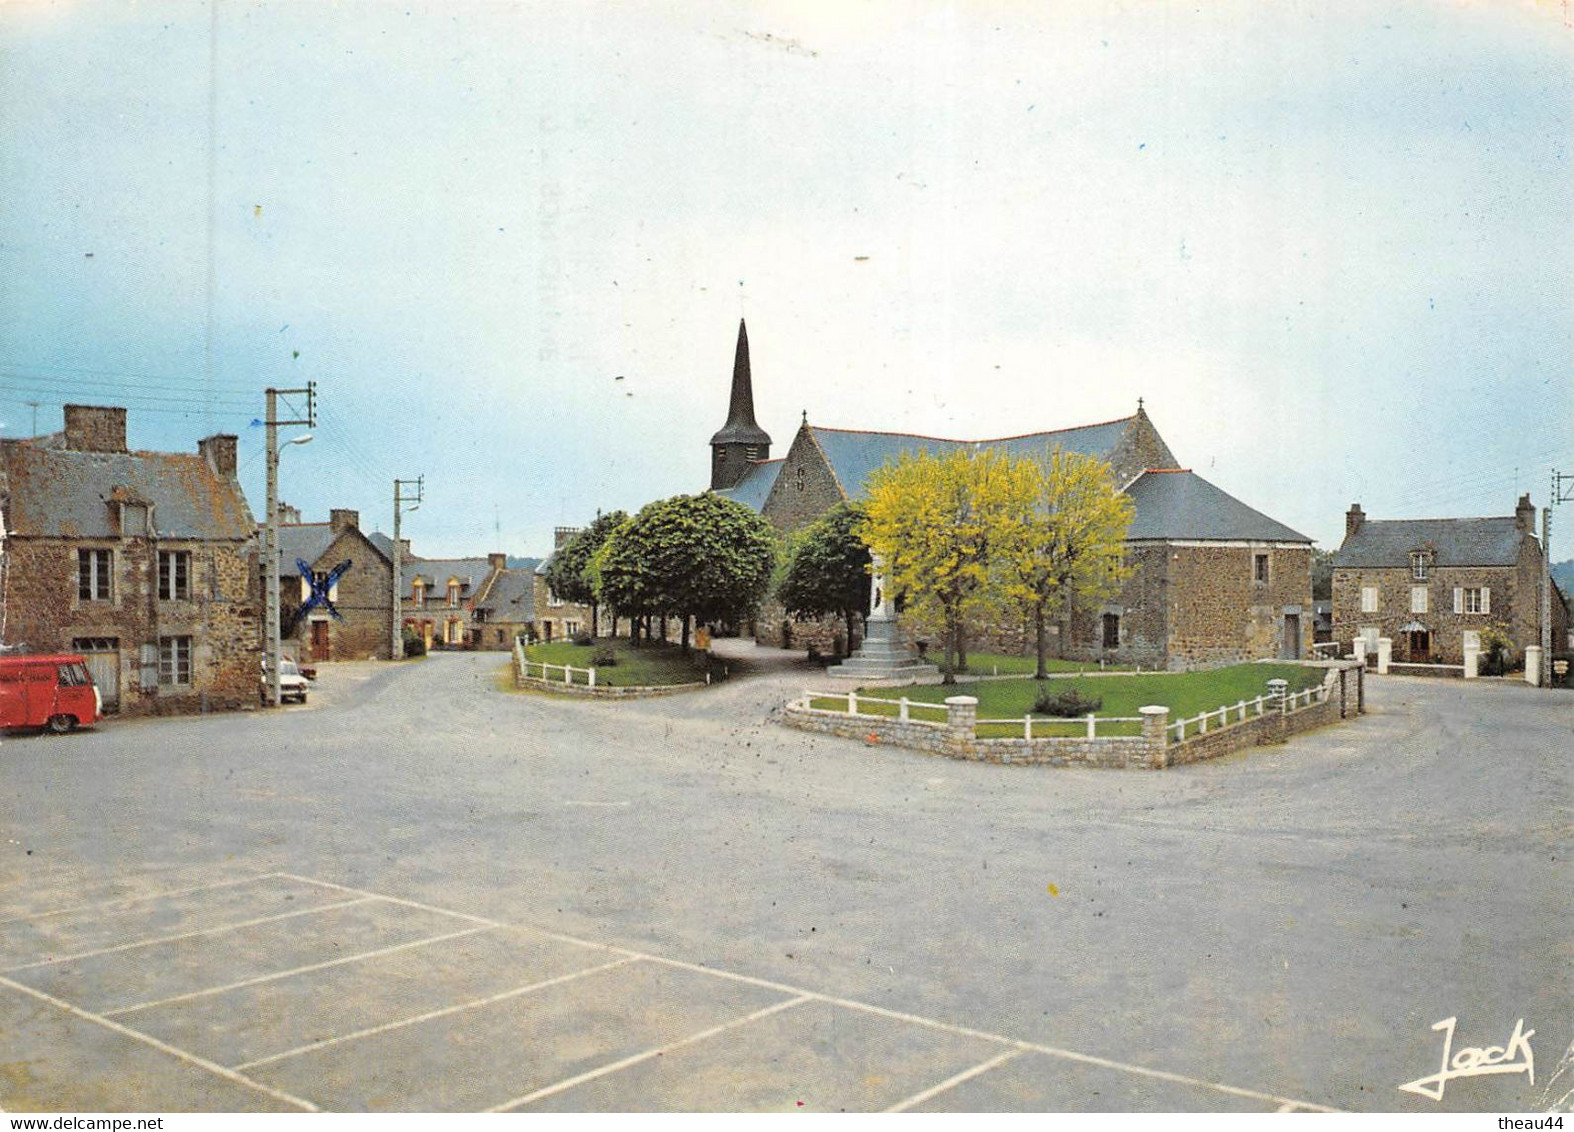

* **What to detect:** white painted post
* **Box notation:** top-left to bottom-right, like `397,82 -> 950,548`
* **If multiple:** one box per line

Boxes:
1352,637 -> 1367,666
1376,637 -> 1391,675
588,667 -> 596,688
900,697 -> 910,721
1525,645 -> 1543,686
1199,711 -> 1207,734
1024,714 -> 1032,740
1237,700 -> 1246,723
1086,713 -> 1096,738
563,664 -> 571,684
848,691 -> 858,714
1463,644 -> 1479,679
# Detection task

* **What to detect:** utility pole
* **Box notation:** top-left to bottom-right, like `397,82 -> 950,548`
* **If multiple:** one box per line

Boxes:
391,476 -> 423,661
1549,469 -> 1574,688
264,383 -> 315,707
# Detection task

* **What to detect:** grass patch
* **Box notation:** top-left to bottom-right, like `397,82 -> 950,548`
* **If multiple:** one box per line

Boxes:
525,637 -> 716,688
948,651 -> 1139,676
809,663 -> 1327,738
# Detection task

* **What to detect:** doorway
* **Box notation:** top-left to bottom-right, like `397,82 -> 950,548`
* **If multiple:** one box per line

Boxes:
310,619 -> 330,662
1408,630 -> 1430,663
1282,614 -> 1301,660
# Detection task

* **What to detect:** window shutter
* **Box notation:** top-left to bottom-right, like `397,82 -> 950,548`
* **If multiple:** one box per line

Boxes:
300,577 -> 310,602
1453,588 -> 1463,614
139,644 -> 159,691
1482,587 -> 1490,615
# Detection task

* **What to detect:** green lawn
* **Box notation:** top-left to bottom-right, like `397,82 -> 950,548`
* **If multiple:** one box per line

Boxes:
946,651 -> 1139,676
811,662 -> 1326,738
524,637 -> 717,688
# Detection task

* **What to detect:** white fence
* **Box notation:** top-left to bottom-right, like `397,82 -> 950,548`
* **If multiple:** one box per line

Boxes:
1166,682 -> 1327,742
798,691 -> 949,723
977,713 -> 1143,739
514,643 -> 597,687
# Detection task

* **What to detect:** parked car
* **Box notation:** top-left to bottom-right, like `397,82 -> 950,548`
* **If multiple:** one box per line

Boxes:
261,658 -> 310,704
0,654 -> 103,733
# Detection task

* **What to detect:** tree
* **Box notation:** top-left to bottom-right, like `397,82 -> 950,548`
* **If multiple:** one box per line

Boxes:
776,503 -> 872,659
997,448 -> 1135,679
593,493 -> 776,650
858,448 -> 1037,683
545,510 -> 627,636
1310,547 -> 1335,601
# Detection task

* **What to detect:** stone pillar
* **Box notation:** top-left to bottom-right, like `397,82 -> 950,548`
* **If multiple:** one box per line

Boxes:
1352,638 -> 1367,666
1139,705 -> 1170,769
1376,637 -> 1391,675
944,696 -> 978,755
1267,678 -> 1288,710
1524,645 -> 1543,687
1463,644 -> 1479,679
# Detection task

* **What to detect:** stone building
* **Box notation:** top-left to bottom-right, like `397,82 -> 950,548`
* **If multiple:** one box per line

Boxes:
471,565 -> 536,650
706,324 -> 1313,669
0,404 -> 260,715
531,528 -> 595,644
1331,497 -> 1568,666
269,507 -> 394,662
400,555 -> 495,649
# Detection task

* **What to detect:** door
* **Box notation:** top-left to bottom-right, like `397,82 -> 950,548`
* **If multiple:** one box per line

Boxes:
1283,614 -> 1301,660
73,639 -> 120,712
310,619 -> 331,662
1409,630 -> 1430,663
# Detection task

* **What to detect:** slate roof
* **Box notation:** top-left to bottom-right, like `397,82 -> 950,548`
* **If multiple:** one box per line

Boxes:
1124,470 -> 1311,543
274,525 -> 337,576
1333,516 -> 1527,568
808,419 -> 1136,502
714,458 -> 782,511
367,531 -> 395,558
1,439 -> 255,540
474,569 -> 535,620
403,557 -> 492,593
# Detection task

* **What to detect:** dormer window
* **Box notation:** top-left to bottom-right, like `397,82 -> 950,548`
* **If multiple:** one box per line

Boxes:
1410,551 -> 1432,581
120,502 -> 149,536
448,581 -> 461,607
412,579 -> 425,606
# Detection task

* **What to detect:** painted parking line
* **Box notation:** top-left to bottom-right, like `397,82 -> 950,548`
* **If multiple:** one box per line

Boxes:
1,896 -> 376,973
0,972 -> 317,1112
885,1049 -> 1026,1113
0,872 -> 284,927
102,925 -> 494,1018
275,872 -> 502,929
232,956 -> 640,1072
486,994 -> 815,1112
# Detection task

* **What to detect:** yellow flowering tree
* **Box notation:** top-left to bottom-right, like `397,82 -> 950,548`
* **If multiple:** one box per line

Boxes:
998,448 -> 1135,679
858,448 -> 1038,683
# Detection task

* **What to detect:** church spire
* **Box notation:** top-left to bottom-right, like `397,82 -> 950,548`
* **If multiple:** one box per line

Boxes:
709,319 -> 772,490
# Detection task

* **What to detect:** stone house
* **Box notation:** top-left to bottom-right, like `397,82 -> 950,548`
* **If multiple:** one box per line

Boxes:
0,404 -> 260,715
530,528 -> 595,643
400,555 -> 495,649
268,507 -> 394,662
471,565 -> 536,650
706,322 -> 1311,669
1331,497 -> 1568,666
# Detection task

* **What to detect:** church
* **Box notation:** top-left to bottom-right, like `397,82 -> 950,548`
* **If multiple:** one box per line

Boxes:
706,321 -> 1314,671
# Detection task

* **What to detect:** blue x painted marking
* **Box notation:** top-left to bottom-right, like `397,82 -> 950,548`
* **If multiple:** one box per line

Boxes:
291,558 -> 353,633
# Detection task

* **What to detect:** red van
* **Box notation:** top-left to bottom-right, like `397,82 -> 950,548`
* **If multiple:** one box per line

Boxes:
0,655 -> 103,733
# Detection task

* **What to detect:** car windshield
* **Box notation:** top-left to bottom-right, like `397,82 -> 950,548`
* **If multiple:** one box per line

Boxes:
280,661 -> 299,676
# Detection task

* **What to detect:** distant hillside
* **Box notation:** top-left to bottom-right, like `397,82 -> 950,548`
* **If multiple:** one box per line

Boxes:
1553,559 -> 1574,592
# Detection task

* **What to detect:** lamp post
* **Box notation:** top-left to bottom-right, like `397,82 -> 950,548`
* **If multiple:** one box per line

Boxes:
264,423 -> 313,708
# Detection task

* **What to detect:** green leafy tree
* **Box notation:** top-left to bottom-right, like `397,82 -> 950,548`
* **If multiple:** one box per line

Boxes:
1311,547 -> 1335,601
594,493 -> 776,650
996,449 -> 1135,679
545,510 -> 627,636
776,503 -> 872,659
858,448 -> 1037,683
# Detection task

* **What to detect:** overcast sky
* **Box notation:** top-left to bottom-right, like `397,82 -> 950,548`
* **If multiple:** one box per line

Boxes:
2,1 -> 1570,558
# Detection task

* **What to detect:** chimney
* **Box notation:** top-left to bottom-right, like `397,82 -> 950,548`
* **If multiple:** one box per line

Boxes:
63,405 -> 127,453
276,501 -> 302,525
488,552 -> 507,571
1345,503 -> 1365,540
330,508 -> 360,534
1515,494 -> 1535,533
399,538 -> 412,559
553,526 -> 580,549
198,434 -> 238,478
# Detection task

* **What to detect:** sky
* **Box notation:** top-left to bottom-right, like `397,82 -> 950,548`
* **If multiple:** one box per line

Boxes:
1,0 -> 1571,559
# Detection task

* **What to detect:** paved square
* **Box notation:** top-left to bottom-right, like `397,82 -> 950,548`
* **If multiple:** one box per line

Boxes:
0,871 -> 1331,1113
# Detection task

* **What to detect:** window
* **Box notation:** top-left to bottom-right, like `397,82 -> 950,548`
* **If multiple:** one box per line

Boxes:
158,636 -> 191,686
448,581 -> 460,607
121,503 -> 148,536
1410,552 -> 1432,581
1360,585 -> 1379,613
1101,612 -> 1120,649
78,549 -> 112,600
1459,587 -> 1490,615
495,629 -> 505,645
411,580 -> 425,606
794,466 -> 806,493
158,550 -> 191,601
548,588 -> 564,608
1253,554 -> 1269,583
1411,586 -> 1427,614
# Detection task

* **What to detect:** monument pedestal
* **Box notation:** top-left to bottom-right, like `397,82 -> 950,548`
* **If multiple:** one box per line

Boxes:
825,613 -> 940,683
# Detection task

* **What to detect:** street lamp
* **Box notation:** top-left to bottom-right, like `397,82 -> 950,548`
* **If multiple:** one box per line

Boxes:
265,430 -> 313,708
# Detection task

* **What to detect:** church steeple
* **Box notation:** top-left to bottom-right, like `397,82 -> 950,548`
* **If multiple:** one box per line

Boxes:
709,319 -> 772,490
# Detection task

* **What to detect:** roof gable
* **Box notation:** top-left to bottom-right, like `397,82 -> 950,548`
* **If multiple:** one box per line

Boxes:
1334,516 -> 1527,568
1125,470 -> 1310,543
2,441 -> 255,540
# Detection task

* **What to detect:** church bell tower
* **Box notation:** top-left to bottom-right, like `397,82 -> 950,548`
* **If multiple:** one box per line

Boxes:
708,319 -> 772,490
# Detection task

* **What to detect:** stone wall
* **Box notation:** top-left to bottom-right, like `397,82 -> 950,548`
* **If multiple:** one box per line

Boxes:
4,535 -> 260,715
284,529 -> 393,661
1332,564 -> 1527,664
